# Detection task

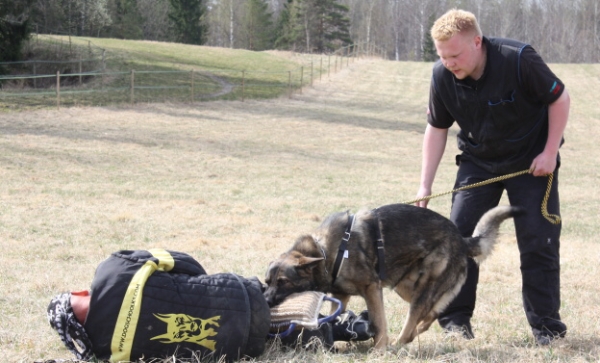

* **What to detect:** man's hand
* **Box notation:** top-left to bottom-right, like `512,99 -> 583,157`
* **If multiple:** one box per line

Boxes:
414,187 -> 432,208
530,151 -> 557,176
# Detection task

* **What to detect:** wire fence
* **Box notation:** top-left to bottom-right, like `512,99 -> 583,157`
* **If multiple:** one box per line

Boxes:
0,37 -> 385,110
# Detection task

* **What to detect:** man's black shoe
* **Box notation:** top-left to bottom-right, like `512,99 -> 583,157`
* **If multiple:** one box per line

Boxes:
443,320 -> 475,340
532,327 -> 565,346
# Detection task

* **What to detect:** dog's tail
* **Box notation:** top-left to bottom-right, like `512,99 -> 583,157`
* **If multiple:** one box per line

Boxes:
466,205 -> 524,264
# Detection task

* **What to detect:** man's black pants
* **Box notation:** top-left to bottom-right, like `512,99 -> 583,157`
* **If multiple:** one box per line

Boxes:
438,159 -> 567,336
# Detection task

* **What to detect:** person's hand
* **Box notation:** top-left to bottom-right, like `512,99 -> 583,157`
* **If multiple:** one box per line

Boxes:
414,187 -> 432,208
529,151 -> 557,177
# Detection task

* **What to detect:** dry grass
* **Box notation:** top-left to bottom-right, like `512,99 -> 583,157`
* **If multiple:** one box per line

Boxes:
0,57 -> 599,363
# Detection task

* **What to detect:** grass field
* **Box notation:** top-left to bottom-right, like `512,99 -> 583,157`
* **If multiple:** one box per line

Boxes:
0,48 -> 599,362
1,35 -> 347,109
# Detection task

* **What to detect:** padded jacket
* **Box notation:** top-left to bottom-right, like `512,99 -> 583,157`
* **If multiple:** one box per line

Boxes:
84,249 -> 270,362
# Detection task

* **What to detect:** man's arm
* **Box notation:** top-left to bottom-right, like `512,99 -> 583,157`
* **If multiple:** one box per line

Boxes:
529,89 -> 570,176
416,124 -> 448,208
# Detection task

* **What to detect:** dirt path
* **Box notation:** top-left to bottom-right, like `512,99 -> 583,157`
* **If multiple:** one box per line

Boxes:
201,72 -> 235,98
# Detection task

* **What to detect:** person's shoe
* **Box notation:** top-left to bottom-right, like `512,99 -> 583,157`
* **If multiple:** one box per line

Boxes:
532,328 -> 565,346
443,320 -> 475,340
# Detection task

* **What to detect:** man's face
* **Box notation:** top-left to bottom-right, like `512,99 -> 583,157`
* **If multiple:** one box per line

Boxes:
435,32 -> 483,80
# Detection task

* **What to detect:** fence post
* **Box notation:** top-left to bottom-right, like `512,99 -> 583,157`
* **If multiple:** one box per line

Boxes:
79,57 -> 82,86
190,69 -> 194,103
328,55 -> 331,78
334,55 -> 337,73
241,70 -> 245,102
102,50 -> 106,92
347,49 -> 349,67
288,71 -> 292,99
320,57 -> 323,81
299,66 -> 303,94
33,62 -> 37,89
56,71 -> 60,110
310,61 -> 313,86
130,69 -> 135,104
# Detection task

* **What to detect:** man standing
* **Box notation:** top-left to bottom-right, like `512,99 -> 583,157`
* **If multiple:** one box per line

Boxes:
415,9 -> 569,345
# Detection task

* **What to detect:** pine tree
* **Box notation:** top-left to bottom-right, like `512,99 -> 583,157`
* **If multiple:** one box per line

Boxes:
313,0 -> 351,52
0,0 -> 33,65
168,0 -> 207,45
274,0 -> 303,51
422,13 -> 437,62
107,0 -> 143,39
274,0 -> 350,53
244,0 -> 274,51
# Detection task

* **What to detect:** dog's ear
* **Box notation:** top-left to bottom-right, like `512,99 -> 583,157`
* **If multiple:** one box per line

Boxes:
297,256 -> 324,269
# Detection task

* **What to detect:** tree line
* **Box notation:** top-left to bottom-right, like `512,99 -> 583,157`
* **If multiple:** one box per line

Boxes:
2,0 -> 599,65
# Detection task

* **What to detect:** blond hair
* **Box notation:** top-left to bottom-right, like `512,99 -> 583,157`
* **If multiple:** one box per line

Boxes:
431,9 -> 482,41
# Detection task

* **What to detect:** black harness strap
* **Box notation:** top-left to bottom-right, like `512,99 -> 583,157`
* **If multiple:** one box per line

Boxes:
373,209 -> 386,281
331,210 -> 387,284
331,213 -> 354,284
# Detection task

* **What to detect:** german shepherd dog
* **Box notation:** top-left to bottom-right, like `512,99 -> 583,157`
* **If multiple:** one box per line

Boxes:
264,203 -> 521,349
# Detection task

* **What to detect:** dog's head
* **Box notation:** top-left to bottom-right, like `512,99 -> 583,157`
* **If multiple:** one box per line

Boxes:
263,235 -> 325,307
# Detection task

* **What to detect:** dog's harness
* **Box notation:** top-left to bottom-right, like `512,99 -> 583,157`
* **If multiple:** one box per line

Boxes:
373,209 -> 386,280
331,211 -> 386,284
331,214 -> 355,284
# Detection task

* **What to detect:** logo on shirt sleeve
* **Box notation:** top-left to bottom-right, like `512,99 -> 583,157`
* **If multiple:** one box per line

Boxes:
549,81 -> 562,96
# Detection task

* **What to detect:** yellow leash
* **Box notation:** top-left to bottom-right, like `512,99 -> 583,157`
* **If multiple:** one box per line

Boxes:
402,169 -> 561,225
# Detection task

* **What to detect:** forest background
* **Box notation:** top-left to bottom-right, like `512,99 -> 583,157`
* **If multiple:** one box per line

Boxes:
2,0 -> 599,66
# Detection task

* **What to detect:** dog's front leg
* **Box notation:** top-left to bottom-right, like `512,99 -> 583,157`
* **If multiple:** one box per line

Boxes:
330,293 -> 351,314
363,282 -> 388,350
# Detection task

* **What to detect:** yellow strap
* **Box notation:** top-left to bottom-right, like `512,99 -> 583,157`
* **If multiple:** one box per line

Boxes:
403,169 -> 561,225
110,249 -> 174,362
148,248 -> 175,272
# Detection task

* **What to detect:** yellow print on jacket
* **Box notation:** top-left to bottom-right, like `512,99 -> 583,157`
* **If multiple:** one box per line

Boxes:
151,313 -> 221,351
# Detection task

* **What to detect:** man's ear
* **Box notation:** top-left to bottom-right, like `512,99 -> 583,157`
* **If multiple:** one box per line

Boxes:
474,34 -> 482,49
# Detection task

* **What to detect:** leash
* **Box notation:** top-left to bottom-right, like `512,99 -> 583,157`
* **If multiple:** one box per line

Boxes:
330,170 -> 559,285
402,169 -> 561,225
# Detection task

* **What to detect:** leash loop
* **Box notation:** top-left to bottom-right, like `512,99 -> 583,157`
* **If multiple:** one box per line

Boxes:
541,172 -> 561,224
403,169 -> 561,225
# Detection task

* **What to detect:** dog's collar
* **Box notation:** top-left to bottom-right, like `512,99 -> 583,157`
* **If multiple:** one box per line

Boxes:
318,244 -> 329,276
332,213 -> 355,284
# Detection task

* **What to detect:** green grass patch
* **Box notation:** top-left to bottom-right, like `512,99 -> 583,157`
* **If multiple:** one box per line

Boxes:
0,35 -> 332,110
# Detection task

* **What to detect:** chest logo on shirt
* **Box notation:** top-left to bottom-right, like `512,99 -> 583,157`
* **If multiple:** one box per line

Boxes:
151,313 -> 221,351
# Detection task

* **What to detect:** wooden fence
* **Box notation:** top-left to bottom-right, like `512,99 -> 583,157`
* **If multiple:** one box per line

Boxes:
0,43 -> 385,110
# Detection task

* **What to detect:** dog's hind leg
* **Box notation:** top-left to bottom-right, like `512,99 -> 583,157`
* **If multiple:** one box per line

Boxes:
416,310 -> 438,335
392,285 -> 439,345
393,304 -> 421,345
